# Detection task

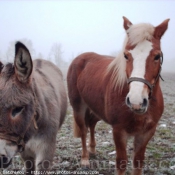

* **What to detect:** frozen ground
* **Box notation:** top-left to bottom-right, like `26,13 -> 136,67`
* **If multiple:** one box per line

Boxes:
1,72 -> 175,175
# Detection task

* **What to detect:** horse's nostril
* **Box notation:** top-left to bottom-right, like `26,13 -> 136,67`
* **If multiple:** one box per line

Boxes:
126,97 -> 131,106
142,98 -> 148,108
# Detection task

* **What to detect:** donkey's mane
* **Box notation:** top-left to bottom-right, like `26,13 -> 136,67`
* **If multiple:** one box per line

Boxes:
0,63 -> 15,80
107,23 -> 155,91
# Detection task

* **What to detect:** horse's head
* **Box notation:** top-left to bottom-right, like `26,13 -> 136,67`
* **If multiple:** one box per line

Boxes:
123,17 -> 169,114
0,42 -> 35,168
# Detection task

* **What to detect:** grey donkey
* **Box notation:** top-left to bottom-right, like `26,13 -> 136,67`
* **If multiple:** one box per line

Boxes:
0,42 -> 67,174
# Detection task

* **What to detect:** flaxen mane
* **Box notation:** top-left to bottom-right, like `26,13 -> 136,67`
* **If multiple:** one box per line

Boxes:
107,23 -> 155,90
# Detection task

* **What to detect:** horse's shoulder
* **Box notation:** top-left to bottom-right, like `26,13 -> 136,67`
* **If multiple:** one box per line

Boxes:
73,52 -> 114,66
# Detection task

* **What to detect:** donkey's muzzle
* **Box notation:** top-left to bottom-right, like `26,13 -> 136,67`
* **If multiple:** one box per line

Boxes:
0,155 -> 12,168
126,97 -> 148,114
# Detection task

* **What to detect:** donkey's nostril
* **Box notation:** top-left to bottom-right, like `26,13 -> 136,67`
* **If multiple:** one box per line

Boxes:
142,98 -> 148,108
0,155 -> 11,168
0,155 -> 8,164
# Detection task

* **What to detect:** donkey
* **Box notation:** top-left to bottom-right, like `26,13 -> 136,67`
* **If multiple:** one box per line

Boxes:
0,42 -> 67,174
67,17 -> 169,175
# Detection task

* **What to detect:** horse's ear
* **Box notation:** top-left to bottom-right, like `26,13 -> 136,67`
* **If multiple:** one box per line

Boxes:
14,42 -> 33,83
123,16 -> 133,30
154,19 -> 170,39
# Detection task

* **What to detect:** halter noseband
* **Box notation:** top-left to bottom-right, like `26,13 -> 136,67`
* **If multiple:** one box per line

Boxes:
127,52 -> 164,99
0,133 -> 25,151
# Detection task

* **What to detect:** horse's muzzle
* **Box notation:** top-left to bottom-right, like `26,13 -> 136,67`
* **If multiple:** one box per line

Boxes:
126,97 -> 148,114
0,155 -> 12,168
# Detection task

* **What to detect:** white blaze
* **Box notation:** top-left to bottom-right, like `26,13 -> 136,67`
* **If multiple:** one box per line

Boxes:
127,40 -> 152,105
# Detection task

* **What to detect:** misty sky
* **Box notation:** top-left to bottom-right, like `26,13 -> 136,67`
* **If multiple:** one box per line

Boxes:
0,0 -> 174,72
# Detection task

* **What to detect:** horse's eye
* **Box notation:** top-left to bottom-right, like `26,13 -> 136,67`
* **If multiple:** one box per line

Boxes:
12,107 -> 24,117
154,54 -> 160,61
124,54 -> 128,60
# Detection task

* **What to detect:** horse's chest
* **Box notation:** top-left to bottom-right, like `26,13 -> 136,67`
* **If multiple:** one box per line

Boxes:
126,116 -> 155,134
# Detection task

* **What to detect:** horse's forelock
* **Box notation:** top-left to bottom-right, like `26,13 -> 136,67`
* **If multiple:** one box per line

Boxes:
127,23 -> 154,46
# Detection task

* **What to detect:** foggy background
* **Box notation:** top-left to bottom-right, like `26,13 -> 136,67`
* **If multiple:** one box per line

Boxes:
0,0 -> 174,76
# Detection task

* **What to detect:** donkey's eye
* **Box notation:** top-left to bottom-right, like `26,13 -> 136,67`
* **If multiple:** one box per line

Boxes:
124,54 -> 128,60
12,107 -> 24,117
154,54 -> 160,61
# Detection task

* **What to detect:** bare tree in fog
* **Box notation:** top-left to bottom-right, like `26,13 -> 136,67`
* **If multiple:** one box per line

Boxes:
163,58 -> 175,73
48,43 -> 64,67
0,50 -> 3,61
6,39 -> 36,62
48,43 -> 68,78
5,40 -> 14,62
37,52 -> 44,59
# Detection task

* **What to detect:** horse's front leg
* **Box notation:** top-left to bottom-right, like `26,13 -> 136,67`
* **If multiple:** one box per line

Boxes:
88,115 -> 99,154
132,128 -> 156,175
113,126 -> 128,175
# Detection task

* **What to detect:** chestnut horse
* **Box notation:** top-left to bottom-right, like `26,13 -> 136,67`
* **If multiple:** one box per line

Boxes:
67,17 -> 169,175
0,42 -> 67,174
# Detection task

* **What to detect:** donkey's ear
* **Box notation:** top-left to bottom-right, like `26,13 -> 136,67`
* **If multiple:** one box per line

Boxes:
123,16 -> 133,31
0,62 -> 3,74
154,19 -> 170,39
14,42 -> 33,83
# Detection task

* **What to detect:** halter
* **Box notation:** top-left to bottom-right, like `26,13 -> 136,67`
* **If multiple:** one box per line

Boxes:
127,52 -> 164,99
0,133 -> 25,151
0,114 -> 38,152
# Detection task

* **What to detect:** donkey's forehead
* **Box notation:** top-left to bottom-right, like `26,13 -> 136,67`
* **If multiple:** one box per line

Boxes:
0,82 -> 33,108
0,64 -> 33,108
